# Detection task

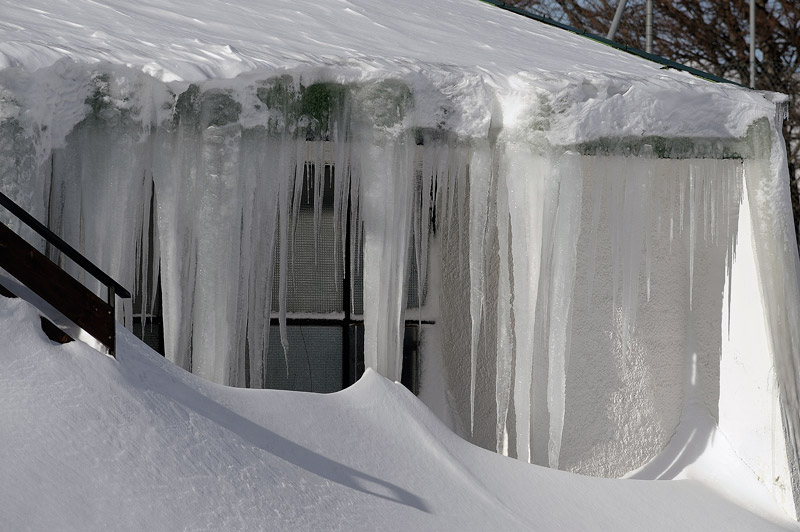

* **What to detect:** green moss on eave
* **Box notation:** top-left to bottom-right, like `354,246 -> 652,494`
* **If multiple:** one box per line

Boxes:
256,75 -> 298,112
575,135 -> 749,160
203,91 -> 242,127
84,73 -> 115,120
300,83 -> 347,127
172,85 -> 242,129
175,84 -> 201,117
255,77 -> 351,138
353,79 -> 412,129
80,73 -> 415,138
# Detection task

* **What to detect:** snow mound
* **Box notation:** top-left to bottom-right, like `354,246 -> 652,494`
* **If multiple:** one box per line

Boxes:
0,295 -> 796,531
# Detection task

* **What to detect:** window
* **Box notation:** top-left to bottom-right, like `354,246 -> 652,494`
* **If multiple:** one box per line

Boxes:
264,161 -> 426,394
135,153 -> 429,394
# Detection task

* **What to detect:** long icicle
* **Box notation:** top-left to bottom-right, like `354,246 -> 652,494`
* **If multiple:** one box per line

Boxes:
467,141 -> 493,435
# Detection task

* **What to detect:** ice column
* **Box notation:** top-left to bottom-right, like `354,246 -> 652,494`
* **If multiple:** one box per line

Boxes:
240,134 -> 282,388
358,132 -> 416,382
188,125 -> 245,384
47,112 -> 154,327
546,152 -> 583,469
468,141 -> 493,434
503,144 -> 549,463
152,119 -> 200,374
495,163 -> 513,455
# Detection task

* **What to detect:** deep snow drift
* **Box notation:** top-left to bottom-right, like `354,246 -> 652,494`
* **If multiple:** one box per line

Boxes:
0,295 -> 797,531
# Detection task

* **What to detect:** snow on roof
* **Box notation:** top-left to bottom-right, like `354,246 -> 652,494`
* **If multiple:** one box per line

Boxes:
0,0 -> 783,142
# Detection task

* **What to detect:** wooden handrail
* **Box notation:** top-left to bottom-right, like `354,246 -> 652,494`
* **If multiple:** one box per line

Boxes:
0,191 -> 131,299
0,191 -> 131,357
0,223 -> 115,351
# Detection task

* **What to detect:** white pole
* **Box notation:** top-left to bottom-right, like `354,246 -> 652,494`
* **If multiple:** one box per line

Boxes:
607,0 -> 629,40
750,0 -> 756,88
646,0 -> 653,53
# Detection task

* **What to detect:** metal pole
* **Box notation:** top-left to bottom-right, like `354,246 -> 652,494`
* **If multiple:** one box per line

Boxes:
607,0 -> 629,40
646,0 -> 653,54
749,0 -> 756,88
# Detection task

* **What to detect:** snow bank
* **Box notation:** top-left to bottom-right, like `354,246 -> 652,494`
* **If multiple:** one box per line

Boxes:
0,294 -> 797,531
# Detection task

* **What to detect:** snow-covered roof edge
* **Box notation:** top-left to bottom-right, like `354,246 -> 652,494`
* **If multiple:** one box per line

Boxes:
0,0 -> 788,145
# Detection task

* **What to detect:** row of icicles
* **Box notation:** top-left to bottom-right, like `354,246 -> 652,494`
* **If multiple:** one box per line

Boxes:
41,117 -> 743,466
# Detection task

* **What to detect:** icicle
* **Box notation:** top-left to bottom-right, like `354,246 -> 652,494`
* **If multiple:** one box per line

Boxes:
524,151 -> 561,465
494,161 -> 513,455
243,134 -> 281,388
349,157 -> 363,316
546,152 -> 582,469
467,141 -> 492,435
149,179 -> 162,321
186,120 -> 244,385
290,139 -> 305,276
312,141 -> 324,267
417,142 -> 436,304
358,131 -> 415,382
332,102 -> 353,286
436,142 -> 451,229
411,148 -> 424,317
445,143 -> 458,233
278,137 -> 293,374
152,114 -> 197,374
456,156 -> 469,279
504,144 -> 548,463
136,172 -> 151,329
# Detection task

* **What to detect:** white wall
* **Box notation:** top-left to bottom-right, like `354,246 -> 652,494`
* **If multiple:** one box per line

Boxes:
428,156 -> 777,480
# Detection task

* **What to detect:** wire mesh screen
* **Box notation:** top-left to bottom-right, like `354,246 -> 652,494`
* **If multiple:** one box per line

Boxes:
271,165 -> 343,314
132,319 -> 164,354
261,156 -> 427,395
266,325 -> 343,393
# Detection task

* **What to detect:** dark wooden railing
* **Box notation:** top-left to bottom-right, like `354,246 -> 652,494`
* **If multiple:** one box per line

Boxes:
0,191 -> 130,357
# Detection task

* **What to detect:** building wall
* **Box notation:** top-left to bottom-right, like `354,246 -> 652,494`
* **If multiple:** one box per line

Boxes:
431,156 -> 740,477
